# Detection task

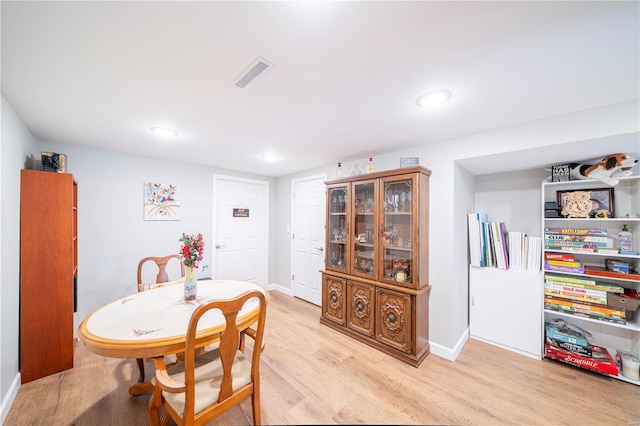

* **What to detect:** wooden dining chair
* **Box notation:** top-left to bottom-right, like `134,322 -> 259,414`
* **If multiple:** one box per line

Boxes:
137,254 -> 186,293
134,254 -> 186,391
148,290 -> 267,426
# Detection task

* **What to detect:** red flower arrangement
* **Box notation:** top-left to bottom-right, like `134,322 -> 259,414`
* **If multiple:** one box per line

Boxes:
179,233 -> 205,268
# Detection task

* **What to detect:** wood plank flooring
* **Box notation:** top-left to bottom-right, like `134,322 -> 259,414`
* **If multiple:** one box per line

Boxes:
5,290 -> 640,425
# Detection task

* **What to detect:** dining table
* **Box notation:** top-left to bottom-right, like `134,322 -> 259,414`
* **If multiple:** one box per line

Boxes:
77,279 -> 268,396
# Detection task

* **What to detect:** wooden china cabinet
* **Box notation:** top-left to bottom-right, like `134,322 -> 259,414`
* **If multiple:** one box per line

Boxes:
320,166 -> 431,366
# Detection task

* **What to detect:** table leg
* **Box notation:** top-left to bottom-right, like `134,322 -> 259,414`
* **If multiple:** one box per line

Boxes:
129,358 -> 154,396
128,380 -> 154,396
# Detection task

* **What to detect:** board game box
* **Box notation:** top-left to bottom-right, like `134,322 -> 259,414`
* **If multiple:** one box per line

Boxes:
545,344 -> 618,376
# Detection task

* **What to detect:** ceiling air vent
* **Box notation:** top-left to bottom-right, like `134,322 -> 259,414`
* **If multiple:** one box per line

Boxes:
233,57 -> 274,89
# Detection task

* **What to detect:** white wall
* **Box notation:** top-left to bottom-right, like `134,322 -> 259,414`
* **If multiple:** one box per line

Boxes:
1,95 -> 39,423
451,163 -> 476,357
274,100 -> 640,360
36,141 -> 276,323
474,168 -> 550,236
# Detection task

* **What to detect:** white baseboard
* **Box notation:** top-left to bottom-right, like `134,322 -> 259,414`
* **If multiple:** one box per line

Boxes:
1,372 -> 20,424
470,335 -> 542,360
267,283 -> 293,296
430,328 -> 469,362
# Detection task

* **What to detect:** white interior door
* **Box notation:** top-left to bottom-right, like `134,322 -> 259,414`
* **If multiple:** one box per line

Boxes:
212,175 -> 269,287
291,174 -> 326,305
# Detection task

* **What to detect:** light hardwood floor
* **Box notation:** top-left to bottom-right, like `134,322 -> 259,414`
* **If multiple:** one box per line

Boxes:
5,290 -> 640,425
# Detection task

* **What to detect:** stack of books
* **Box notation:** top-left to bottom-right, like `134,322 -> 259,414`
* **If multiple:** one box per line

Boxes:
544,320 -> 618,377
466,212 -> 542,271
507,231 -> 542,271
543,252 -> 585,273
544,268 -> 627,324
467,213 -> 509,269
544,228 -> 609,252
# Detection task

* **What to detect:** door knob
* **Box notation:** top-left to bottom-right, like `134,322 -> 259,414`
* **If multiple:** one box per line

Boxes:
315,247 -> 324,252
215,244 -> 226,249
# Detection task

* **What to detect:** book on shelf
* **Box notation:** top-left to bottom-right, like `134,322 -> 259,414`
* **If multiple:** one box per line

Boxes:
545,259 -> 583,268
545,321 -> 593,356
545,253 -> 576,262
544,228 -> 608,236
544,321 -> 592,348
543,264 -> 586,274
496,222 -> 509,270
485,222 -> 508,269
544,274 -> 597,286
526,236 -> 542,271
545,240 -> 608,249
483,222 -> 496,268
507,231 -> 523,270
467,213 -> 487,267
544,296 -> 626,324
545,234 -> 608,243
598,248 -> 621,255
554,247 -> 598,253
545,344 -> 618,377
544,281 -> 608,304
544,276 -> 624,293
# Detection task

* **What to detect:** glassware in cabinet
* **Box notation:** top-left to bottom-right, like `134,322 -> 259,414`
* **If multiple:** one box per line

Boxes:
379,176 -> 415,287
352,179 -> 378,279
326,184 -> 349,272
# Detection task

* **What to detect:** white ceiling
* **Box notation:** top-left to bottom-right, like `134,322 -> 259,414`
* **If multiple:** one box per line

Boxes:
2,1 -> 639,178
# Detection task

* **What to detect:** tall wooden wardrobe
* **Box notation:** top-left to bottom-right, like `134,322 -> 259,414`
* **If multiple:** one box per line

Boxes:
20,170 -> 77,383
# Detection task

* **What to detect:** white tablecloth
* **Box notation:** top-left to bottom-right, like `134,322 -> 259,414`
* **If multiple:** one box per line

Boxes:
85,280 -> 265,342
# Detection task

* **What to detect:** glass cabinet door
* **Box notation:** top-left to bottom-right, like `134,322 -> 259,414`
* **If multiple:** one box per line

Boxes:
326,184 -> 349,272
351,179 -> 377,279
379,175 -> 415,287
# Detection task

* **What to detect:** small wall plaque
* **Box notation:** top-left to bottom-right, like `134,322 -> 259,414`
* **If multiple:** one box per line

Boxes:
400,157 -> 420,168
233,208 -> 249,218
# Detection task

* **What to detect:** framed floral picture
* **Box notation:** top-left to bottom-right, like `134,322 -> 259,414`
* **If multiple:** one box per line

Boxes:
144,182 -> 181,220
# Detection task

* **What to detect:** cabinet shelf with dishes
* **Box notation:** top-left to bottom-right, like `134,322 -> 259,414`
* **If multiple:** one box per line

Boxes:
542,176 -> 640,385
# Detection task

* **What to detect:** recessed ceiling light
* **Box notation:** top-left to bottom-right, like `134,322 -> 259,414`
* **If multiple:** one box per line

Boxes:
416,90 -> 452,108
150,127 -> 178,137
262,153 -> 279,162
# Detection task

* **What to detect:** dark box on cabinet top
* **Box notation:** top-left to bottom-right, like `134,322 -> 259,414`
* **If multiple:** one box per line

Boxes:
41,152 -> 67,173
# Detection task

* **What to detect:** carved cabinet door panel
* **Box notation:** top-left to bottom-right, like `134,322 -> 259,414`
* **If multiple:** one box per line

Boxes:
322,274 -> 346,325
347,280 -> 375,337
375,287 -> 412,353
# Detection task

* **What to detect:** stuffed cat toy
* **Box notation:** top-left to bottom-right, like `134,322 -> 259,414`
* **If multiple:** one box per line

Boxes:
569,153 -> 638,186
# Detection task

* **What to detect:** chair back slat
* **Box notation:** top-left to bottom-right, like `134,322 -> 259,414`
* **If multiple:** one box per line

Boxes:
137,254 -> 185,286
218,310 -> 241,401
